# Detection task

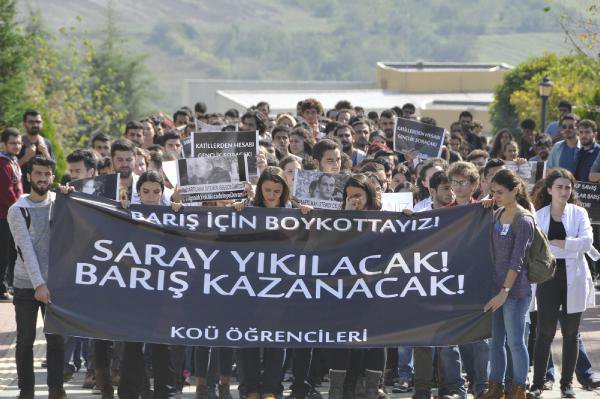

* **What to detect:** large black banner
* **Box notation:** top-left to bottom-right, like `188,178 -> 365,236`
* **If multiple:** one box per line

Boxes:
45,193 -> 493,347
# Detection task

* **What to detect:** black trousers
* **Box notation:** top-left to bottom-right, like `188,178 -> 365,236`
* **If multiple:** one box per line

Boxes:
240,348 -> 285,395
13,288 -> 64,392
194,347 -> 234,378
0,218 -> 16,294
118,342 -> 177,399
533,266 -> 582,387
329,348 -> 386,371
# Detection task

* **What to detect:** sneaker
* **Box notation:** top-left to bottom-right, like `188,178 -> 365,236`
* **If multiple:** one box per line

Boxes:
392,380 -> 412,393
307,388 -> 322,399
440,394 -> 464,399
0,293 -> 11,302
561,384 -> 576,398
543,380 -> 554,391
527,385 -> 543,399
82,369 -> 95,389
580,377 -> 600,390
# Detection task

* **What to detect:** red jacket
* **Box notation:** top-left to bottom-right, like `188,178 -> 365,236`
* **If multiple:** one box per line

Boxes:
0,154 -> 23,218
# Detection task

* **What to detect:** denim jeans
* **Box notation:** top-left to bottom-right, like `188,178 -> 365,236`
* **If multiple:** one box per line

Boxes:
490,295 -> 531,386
459,340 -> 489,396
397,346 -> 414,382
13,288 -> 64,392
413,346 -> 465,396
438,346 -> 466,396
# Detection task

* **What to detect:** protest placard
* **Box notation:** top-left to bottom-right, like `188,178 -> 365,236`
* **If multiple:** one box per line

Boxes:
68,174 -> 120,201
46,193 -> 492,347
177,155 -> 247,203
293,170 -> 350,210
394,117 -> 445,159
381,192 -> 414,212
504,161 -> 546,191
575,181 -> 600,224
192,131 -> 258,178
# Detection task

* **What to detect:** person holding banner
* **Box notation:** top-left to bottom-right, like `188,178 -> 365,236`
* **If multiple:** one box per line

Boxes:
529,168 -> 595,399
482,169 -> 534,399
233,166 -> 310,399
117,170 -> 183,399
327,174 -> 384,399
8,156 -> 66,399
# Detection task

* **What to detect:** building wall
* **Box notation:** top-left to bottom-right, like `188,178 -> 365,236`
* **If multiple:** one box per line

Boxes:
376,62 -> 508,93
183,79 -> 375,112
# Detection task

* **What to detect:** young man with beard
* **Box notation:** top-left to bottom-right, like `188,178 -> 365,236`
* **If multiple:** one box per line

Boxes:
575,120 -> 600,182
333,124 -> 365,166
17,110 -> 54,193
378,109 -> 397,149
111,139 -> 140,204
8,156 -> 66,399
547,114 -> 581,173
0,128 -> 23,300
350,117 -> 371,153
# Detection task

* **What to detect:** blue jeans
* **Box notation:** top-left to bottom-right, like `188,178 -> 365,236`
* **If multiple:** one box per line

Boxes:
397,346 -> 414,382
490,296 -> 531,386
459,340 -> 490,395
438,346 -> 466,396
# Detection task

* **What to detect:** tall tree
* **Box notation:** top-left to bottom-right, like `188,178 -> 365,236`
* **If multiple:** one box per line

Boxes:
0,0 -> 28,126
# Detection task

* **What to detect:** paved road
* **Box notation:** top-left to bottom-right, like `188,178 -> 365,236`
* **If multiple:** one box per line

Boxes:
1,294 -> 600,398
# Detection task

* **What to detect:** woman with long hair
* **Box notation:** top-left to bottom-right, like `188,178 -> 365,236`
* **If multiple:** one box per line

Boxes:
528,168 -> 595,399
328,174 -> 384,399
289,127 -> 314,163
232,167 -> 310,399
481,169 -> 534,399
489,129 -> 514,159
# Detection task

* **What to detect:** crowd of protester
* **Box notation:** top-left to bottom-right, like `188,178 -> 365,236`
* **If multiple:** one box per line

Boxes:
1,97 -> 599,399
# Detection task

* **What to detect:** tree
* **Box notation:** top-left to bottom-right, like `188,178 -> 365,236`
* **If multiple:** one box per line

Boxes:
545,0 -> 600,60
490,53 -> 600,135
0,0 -> 29,126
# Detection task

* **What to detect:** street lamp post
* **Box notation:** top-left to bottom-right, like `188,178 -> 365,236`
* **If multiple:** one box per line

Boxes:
539,76 -> 554,132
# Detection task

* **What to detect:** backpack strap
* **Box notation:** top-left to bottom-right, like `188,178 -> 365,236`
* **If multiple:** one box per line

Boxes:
19,207 -> 31,230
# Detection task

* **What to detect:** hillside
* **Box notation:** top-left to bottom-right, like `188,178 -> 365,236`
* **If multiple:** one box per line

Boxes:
16,0 -> 578,110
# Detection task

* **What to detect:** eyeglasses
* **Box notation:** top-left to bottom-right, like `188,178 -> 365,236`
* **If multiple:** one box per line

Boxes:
450,180 -> 471,187
561,124 -> 575,129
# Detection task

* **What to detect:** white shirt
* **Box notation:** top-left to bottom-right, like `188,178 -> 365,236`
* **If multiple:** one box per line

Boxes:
532,203 -> 596,314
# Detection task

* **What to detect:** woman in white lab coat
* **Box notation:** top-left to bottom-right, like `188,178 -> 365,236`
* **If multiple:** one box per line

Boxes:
529,168 -> 595,399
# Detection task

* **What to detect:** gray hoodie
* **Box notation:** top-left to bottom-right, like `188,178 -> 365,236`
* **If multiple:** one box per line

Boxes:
7,192 -> 55,289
